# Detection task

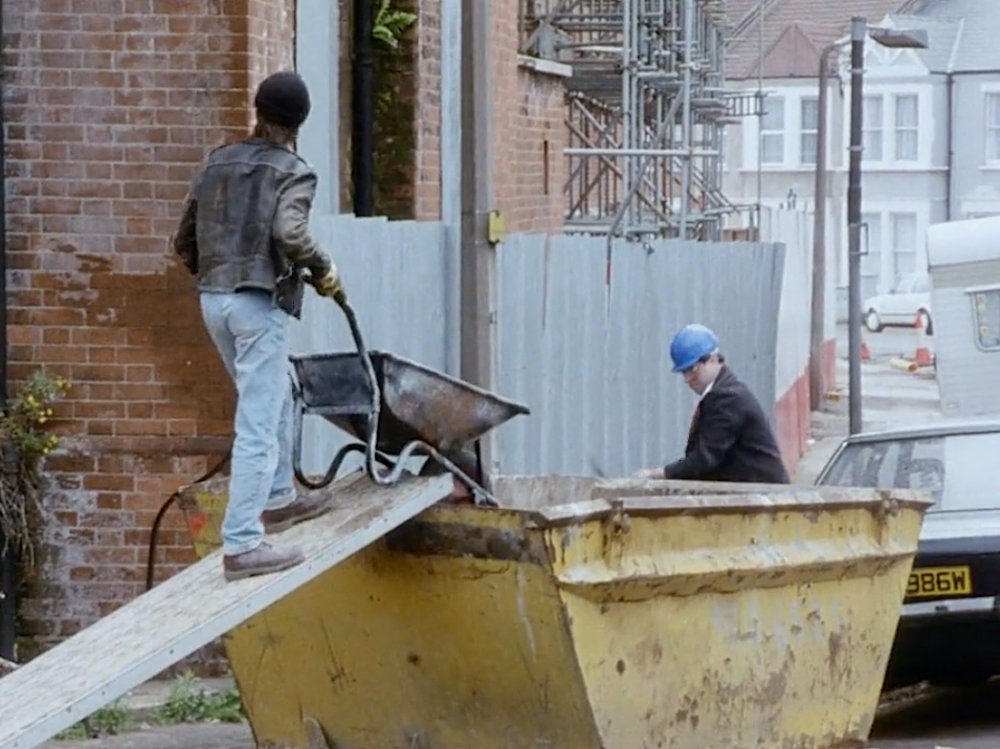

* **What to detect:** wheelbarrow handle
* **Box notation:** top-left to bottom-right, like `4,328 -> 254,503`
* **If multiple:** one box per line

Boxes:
335,296 -> 370,365
333,297 -> 385,479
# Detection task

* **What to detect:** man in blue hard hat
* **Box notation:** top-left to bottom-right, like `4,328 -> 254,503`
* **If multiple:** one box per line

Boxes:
635,324 -> 789,484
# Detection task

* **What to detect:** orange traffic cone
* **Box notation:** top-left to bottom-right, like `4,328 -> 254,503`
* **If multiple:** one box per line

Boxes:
914,312 -> 933,367
860,341 -> 871,362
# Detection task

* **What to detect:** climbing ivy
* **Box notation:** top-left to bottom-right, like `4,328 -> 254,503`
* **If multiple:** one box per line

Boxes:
374,0 -> 417,50
371,0 -> 418,217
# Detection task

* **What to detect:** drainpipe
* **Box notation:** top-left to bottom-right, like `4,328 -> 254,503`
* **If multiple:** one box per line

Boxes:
945,72 -> 953,220
0,2 -> 14,662
352,0 -> 375,216
810,41 -> 841,411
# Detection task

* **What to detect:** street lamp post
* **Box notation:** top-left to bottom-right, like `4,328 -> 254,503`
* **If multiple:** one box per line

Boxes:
847,17 -> 866,435
823,19 -> 928,435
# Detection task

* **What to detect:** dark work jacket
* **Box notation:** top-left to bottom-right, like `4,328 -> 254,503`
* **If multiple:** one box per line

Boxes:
663,366 -> 789,484
171,138 -> 331,318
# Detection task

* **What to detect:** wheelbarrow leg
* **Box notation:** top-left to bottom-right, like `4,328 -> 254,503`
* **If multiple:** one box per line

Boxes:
294,441 -> 398,490
292,385 -> 396,489
382,440 -> 499,508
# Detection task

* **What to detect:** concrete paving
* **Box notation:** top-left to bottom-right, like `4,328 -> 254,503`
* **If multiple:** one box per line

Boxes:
39,723 -> 253,749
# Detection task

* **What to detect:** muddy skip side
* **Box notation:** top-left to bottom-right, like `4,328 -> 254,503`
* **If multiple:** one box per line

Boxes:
179,475 -> 930,749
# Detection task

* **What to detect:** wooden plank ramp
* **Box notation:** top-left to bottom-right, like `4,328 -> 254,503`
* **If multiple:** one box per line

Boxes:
0,474 -> 452,749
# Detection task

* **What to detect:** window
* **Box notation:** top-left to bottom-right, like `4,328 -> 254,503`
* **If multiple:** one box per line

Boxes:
894,95 -> 918,161
968,285 -> 1000,350
891,213 -> 917,282
821,431 -> 1000,513
800,97 -> 818,165
861,212 -> 881,276
863,94 -> 883,161
987,93 -> 1000,162
861,212 -> 881,300
761,97 -> 784,164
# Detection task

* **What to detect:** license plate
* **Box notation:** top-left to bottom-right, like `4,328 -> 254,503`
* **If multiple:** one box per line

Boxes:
906,565 -> 973,598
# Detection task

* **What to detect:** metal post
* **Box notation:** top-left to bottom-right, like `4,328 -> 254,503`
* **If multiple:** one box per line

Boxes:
847,17 -> 867,435
679,0 -> 693,238
755,0 -> 764,221
460,0 -> 496,478
459,0 -> 494,390
809,43 -> 837,410
441,0 -> 461,376
622,0 -> 635,230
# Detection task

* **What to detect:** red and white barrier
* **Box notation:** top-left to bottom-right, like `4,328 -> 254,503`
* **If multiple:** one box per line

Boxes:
913,311 -> 933,368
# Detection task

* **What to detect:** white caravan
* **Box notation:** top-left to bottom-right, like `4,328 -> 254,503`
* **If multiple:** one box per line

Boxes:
926,215 -> 1000,416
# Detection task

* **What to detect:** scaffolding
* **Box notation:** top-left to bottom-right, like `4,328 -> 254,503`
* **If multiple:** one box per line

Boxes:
522,0 -> 758,240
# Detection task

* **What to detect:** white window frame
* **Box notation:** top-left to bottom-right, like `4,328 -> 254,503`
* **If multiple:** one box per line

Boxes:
863,94 -> 884,162
861,212 -> 882,279
847,85 -> 929,167
890,212 -> 919,284
800,96 -> 818,166
894,94 -> 918,161
986,91 -> 1000,165
760,96 -> 785,165
844,203 -> 929,295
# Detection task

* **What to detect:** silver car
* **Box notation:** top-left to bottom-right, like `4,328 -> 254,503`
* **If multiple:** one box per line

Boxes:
816,419 -> 1000,687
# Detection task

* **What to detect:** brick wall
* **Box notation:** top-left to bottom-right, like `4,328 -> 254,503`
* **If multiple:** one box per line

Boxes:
3,0 -> 566,658
413,0 -> 441,221
491,0 -> 567,234
411,0 -> 567,231
2,0 -> 295,658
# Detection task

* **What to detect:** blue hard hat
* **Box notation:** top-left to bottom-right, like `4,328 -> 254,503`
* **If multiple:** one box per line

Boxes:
669,324 -> 719,373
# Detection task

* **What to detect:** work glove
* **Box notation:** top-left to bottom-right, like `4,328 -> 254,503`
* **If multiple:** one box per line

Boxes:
313,265 -> 346,304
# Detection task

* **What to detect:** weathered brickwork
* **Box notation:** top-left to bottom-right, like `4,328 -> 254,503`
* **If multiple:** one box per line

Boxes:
3,0 -> 564,659
2,0 -> 294,657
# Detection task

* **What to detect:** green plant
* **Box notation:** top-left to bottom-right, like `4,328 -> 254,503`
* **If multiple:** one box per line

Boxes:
0,371 -> 68,564
371,1 -> 419,217
55,699 -> 132,740
373,0 -> 417,50
152,670 -> 246,724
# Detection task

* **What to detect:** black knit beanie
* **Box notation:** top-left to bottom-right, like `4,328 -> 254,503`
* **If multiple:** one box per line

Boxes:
254,71 -> 311,129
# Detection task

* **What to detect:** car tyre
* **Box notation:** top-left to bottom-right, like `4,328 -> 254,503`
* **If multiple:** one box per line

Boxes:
865,308 -> 883,333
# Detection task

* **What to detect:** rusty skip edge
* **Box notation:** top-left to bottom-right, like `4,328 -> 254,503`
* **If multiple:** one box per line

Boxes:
535,490 -> 933,528
176,474 -> 929,564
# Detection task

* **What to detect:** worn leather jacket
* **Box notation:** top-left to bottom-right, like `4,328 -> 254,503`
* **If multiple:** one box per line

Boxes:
172,137 -> 331,318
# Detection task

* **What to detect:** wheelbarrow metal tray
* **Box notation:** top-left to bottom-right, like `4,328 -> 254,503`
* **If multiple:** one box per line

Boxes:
290,350 -> 529,453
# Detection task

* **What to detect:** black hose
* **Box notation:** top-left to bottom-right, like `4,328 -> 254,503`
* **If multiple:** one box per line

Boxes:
144,450 -> 231,591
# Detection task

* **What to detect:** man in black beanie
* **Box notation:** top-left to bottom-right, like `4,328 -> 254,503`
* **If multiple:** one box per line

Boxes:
173,71 -> 344,582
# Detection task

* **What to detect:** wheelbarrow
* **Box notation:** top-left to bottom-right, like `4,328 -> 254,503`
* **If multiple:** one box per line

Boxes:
289,299 -> 529,506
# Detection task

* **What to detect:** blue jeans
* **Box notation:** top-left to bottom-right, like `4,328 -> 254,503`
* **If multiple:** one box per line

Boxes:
200,290 -> 296,556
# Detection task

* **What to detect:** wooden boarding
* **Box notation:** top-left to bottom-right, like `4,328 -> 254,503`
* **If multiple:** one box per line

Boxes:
0,474 -> 452,749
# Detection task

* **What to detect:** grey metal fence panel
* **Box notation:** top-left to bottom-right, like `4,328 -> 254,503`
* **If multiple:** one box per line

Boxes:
288,215 -> 450,477
286,217 -> 784,482
494,233 -> 785,478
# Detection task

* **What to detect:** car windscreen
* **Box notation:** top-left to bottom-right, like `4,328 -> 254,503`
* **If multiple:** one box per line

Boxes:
819,432 -> 1000,513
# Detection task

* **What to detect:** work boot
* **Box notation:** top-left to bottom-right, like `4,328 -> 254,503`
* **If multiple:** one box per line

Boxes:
262,492 -> 333,534
223,541 -> 304,582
